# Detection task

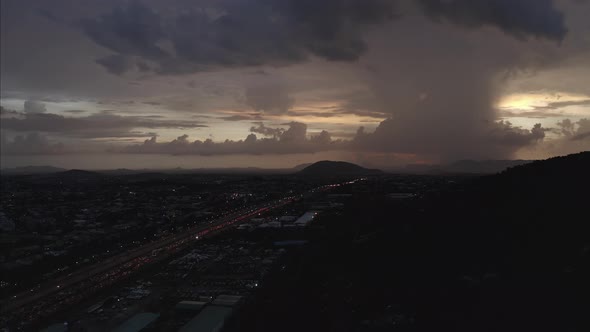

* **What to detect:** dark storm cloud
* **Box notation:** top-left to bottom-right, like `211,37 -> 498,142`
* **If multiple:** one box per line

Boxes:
1,104 -> 207,139
79,0 -> 396,74
418,0 -> 567,41
123,121 -> 342,155
76,0 -> 570,75
79,1 -> 167,60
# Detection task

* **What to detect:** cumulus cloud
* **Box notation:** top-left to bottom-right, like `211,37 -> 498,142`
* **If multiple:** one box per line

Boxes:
557,118 -> 590,141
122,121 -> 342,155
352,117 -> 548,160
489,121 -> 546,147
250,123 -> 284,138
519,118 -> 590,159
280,122 -> 308,142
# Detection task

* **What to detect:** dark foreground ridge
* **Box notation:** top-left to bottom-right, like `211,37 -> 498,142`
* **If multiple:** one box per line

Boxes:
297,160 -> 383,176
229,152 -> 590,332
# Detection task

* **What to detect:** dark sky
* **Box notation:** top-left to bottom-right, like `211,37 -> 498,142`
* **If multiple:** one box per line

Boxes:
1,0 -> 589,169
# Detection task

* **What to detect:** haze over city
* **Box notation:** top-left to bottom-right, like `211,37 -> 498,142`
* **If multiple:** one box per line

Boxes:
2,0 -> 589,170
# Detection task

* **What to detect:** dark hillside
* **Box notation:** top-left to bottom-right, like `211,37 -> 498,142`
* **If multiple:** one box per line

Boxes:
230,152 -> 590,332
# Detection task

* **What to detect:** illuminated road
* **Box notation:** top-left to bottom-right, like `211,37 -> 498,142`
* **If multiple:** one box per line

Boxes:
0,180 -> 357,325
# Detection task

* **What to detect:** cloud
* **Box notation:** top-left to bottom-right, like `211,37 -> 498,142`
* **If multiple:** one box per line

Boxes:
500,110 -> 564,119
418,0 -> 567,41
488,121 -> 546,147
333,1 -> 578,162
279,121 -> 308,142
1,103 -> 207,139
533,99 -> 590,110
79,0 -> 396,74
122,121 -> 343,155
310,130 -> 333,144
572,131 -> 590,140
95,54 -> 136,75
82,0 -> 568,74
519,118 -> 590,159
352,117 -> 547,160
24,100 -> 47,113
250,123 -> 284,137
79,1 -> 167,60
222,114 -> 264,121
244,84 -> 295,114
2,0 -> 586,164
557,118 -> 590,141
1,132 -> 65,155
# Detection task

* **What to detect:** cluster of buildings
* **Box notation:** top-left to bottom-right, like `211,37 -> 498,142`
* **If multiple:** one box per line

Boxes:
0,173 -> 315,298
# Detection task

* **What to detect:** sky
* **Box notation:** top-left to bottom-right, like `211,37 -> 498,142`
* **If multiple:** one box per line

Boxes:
1,0 -> 589,169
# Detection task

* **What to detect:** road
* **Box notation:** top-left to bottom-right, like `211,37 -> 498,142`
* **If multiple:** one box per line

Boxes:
0,195 -> 297,325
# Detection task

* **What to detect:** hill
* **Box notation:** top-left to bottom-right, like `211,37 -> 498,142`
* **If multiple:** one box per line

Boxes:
0,166 -> 65,175
402,159 -> 534,174
232,152 -> 590,332
446,159 -> 533,173
298,161 -> 382,176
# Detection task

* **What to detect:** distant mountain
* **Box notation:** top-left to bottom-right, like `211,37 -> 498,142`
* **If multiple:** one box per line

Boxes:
298,161 -> 382,176
98,168 -> 143,175
56,169 -> 105,179
0,166 -> 66,175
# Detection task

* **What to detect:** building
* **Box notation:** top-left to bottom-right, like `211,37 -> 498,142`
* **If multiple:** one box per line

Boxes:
112,312 -> 160,332
178,305 -> 233,332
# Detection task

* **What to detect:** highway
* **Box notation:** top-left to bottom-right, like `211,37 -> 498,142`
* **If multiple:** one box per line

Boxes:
0,195 -> 297,325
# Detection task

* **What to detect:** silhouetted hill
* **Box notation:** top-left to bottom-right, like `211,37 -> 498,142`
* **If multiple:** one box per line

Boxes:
0,166 -> 65,175
447,159 -> 532,173
233,152 -> 590,332
402,159 -> 534,174
298,161 -> 382,176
